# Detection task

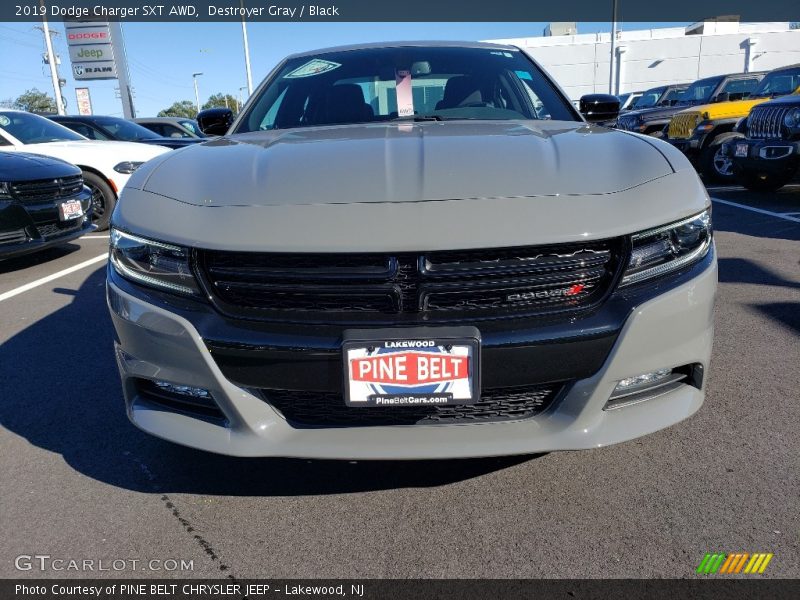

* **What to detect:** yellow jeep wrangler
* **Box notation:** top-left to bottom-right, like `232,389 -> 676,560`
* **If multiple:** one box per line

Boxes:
665,65 -> 800,181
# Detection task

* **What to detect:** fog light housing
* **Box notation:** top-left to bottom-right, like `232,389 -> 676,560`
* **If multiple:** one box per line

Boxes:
134,378 -> 226,422
154,380 -> 211,399
605,367 -> 690,411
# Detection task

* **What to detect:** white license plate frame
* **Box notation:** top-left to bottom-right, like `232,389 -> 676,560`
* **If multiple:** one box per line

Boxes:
342,327 -> 481,407
58,200 -> 83,221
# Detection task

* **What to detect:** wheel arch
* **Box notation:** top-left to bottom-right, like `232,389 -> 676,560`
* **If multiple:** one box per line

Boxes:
74,165 -> 118,198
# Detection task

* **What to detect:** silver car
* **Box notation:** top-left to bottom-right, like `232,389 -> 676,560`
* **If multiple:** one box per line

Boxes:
107,42 -> 716,459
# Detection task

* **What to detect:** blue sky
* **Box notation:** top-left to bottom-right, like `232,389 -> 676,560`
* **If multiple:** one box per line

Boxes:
0,21 -> 687,116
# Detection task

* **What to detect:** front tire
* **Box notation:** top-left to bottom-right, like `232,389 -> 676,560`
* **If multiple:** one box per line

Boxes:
82,171 -> 116,231
700,140 -> 736,183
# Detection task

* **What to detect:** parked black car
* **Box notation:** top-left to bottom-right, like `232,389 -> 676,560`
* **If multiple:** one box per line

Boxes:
613,83 -> 690,134
133,117 -> 206,139
0,152 -> 94,259
617,72 -> 765,138
722,94 -> 800,191
48,115 -> 202,150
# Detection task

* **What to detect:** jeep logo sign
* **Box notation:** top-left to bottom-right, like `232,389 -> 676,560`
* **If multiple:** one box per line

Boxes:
68,44 -> 113,63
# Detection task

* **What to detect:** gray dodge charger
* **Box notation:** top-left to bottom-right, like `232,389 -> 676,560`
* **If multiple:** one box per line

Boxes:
107,42 -> 716,458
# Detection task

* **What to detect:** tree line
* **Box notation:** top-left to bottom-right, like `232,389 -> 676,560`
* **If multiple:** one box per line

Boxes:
3,88 -> 240,117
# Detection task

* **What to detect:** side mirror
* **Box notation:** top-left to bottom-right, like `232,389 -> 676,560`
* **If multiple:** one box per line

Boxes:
197,108 -> 234,136
579,94 -> 620,123
714,92 -> 730,103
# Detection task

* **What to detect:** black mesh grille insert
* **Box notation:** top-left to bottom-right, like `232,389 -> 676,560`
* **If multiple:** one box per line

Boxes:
196,240 -> 623,324
259,384 -> 562,428
10,175 -> 84,204
36,218 -> 83,240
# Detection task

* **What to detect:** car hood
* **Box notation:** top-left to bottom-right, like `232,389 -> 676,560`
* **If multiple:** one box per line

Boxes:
0,151 -> 80,180
138,137 -> 201,147
623,104 -> 692,123
684,98 -> 773,120
30,139 -> 168,160
131,120 -> 674,206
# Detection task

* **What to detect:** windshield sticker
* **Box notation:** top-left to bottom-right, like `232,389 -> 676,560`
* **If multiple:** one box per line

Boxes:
0,115 -> 9,127
284,59 -> 342,79
395,69 -> 414,117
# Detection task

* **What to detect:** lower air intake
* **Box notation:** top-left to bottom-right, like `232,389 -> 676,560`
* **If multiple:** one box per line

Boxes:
258,384 -> 563,428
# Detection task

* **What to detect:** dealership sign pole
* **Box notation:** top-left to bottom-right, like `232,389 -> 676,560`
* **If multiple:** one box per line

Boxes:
109,22 -> 135,118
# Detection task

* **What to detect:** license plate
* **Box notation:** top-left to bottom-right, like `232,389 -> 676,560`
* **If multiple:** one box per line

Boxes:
58,200 -> 83,221
343,327 -> 480,407
735,143 -> 749,158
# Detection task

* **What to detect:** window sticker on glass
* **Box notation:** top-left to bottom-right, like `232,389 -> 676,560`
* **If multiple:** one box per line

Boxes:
395,69 -> 414,117
0,115 -> 10,127
284,58 -> 342,79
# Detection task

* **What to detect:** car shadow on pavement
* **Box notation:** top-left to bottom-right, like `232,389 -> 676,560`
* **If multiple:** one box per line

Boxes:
717,257 -> 800,337
751,303 -> 800,336
718,257 -> 800,290
0,266 -> 538,497
0,243 -> 82,274
710,187 -> 800,243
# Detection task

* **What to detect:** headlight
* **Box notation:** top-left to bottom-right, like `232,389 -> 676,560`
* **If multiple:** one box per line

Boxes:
784,107 -> 800,129
734,116 -> 748,134
110,228 -> 200,296
0,181 -> 11,200
113,161 -> 145,174
694,121 -> 714,134
620,209 -> 712,286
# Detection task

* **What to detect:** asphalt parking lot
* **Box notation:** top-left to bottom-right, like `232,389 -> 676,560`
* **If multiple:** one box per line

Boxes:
1,184 -> 798,580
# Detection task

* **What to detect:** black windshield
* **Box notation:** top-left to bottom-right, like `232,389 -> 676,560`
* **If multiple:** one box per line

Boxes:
236,46 -> 578,132
751,68 -> 800,98
93,117 -> 162,141
677,77 -> 723,105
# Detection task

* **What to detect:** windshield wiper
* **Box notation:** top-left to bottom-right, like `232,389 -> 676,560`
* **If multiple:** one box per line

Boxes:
389,115 -> 444,122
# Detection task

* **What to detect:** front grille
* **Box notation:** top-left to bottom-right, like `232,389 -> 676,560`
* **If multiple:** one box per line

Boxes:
196,240 -> 624,324
668,112 -> 699,139
747,105 -> 790,139
36,218 -> 83,240
10,175 -> 84,204
259,384 -> 563,428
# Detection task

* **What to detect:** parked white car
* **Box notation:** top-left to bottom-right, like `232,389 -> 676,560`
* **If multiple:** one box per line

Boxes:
0,110 -> 169,229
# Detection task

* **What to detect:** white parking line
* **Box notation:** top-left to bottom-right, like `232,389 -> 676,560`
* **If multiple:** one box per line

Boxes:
82,235 -> 110,239
711,198 -> 800,224
0,254 -> 107,303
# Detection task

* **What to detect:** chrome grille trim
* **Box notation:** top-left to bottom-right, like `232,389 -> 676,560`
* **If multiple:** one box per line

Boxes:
748,105 -> 789,140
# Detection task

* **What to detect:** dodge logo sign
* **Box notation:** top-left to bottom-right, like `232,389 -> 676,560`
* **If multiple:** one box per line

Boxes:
73,65 -> 84,76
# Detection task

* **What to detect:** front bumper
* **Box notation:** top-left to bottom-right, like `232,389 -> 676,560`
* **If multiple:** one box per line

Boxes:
107,245 -> 717,459
0,189 -> 94,260
721,138 -> 800,176
665,135 -> 705,161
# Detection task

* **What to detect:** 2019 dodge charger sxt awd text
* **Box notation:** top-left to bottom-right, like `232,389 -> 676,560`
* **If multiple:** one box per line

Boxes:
107,42 -> 717,459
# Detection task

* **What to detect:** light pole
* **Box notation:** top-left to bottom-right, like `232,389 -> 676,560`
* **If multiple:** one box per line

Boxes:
241,0 -> 253,95
192,72 -> 203,112
39,0 -> 65,115
609,0 -> 618,95
238,86 -> 248,112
